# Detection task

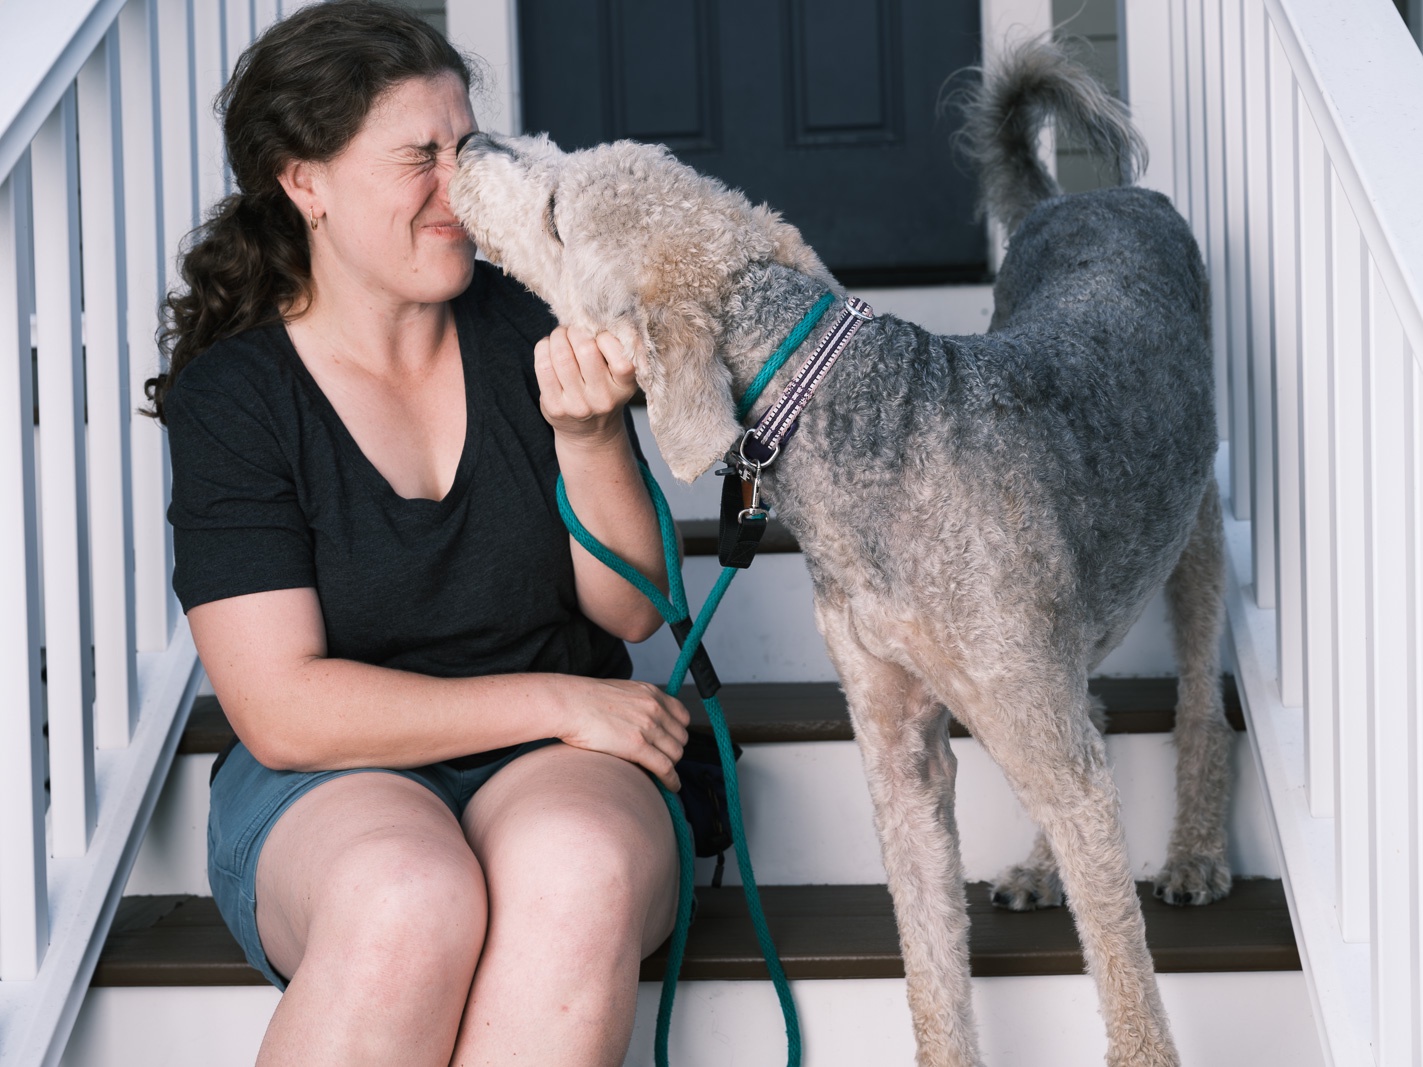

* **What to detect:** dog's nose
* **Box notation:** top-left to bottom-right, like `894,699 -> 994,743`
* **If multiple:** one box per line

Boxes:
456,132 -> 519,164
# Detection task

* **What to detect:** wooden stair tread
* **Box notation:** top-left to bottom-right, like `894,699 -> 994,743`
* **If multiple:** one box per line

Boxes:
93,879 -> 1296,987
181,676 -> 1244,754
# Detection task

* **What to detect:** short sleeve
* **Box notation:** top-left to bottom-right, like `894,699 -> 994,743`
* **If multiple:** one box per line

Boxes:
165,373 -> 315,612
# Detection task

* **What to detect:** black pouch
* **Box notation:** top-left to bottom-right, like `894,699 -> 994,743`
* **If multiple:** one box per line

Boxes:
674,728 -> 743,886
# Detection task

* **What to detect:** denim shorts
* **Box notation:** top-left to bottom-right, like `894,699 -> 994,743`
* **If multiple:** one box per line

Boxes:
207,738 -> 558,990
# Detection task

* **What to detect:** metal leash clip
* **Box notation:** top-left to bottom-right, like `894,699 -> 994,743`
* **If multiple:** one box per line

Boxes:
715,434 -> 773,524
738,466 -> 768,524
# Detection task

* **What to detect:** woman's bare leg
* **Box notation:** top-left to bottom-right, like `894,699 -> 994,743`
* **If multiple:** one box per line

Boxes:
252,773 -> 487,1067
451,743 -> 679,1067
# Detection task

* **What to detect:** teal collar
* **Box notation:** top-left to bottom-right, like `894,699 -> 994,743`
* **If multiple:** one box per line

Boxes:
733,291 -> 837,422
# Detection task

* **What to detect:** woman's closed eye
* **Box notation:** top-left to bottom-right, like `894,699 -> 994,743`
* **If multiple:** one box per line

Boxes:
397,141 -> 450,170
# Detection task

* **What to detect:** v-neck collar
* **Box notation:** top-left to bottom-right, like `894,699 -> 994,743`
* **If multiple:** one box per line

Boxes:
275,290 -> 484,516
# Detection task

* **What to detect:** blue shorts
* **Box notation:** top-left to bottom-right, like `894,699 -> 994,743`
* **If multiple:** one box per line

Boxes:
207,738 -> 559,990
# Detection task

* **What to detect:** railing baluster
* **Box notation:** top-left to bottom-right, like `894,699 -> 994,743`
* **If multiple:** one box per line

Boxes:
32,85 -> 97,860
0,157 -> 47,983
79,27 -> 139,751
151,0 -> 198,649
1221,0 -> 1252,521
224,0 -> 255,199
1120,0 -> 1176,199
1296,107 -> 1334,816
1268,27 -> 1304,708
1413,349 -> 1423,1054
1244,0 -> 1276,610
1170,0 -> 1191,209
1202,0 -> 1230,449
1329,176 -> 1371,945
193,0 -> 227,214
119,0 -> 172,656
159,0 -> 198,264
1184,0 -> 1208,245
1365,262 -> 1420,1065
255,0 -> 281,32
228,0 -> 255,76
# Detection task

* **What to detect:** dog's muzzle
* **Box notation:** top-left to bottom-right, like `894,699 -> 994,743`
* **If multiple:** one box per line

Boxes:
457,131 -> 518,163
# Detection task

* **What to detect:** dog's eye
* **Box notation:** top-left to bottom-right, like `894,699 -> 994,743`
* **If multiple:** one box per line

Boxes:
545,191 -> 562,246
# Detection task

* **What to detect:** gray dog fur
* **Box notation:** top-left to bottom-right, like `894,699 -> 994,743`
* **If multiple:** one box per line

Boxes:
451,35 -> 1231,1067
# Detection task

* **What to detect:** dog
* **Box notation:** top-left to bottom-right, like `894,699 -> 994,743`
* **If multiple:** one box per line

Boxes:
451,36 -> 1230,1067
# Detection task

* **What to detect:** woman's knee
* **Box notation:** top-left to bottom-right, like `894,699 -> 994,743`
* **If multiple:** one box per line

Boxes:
468,751 -> 678,938
312,833 -> 488,973
551,800 -> 673,901
257,779 -> 491,988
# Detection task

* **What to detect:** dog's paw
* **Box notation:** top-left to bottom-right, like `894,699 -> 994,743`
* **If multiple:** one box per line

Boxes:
990,863 -> 1065,911
1152,855 -> 1232,906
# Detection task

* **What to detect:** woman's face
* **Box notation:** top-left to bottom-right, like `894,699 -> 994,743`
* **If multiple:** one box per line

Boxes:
308,71 -> 477,308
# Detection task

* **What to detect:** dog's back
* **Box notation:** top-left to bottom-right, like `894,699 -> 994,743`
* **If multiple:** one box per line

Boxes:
779,39 -> 1215,666
966,38 -> 1214,651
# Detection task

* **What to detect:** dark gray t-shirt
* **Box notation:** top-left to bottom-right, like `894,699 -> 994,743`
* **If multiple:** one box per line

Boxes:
165,263 -> 634,762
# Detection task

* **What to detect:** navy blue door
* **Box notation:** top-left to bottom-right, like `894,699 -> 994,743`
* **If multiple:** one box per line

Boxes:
518,0 -> 985,286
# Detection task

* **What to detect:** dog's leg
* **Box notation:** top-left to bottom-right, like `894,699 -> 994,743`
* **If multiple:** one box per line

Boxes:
1156,481 -> 1234,905
946,674 -> 1179,1067
990,695 -> 1107,910
815,595 -> 982,1067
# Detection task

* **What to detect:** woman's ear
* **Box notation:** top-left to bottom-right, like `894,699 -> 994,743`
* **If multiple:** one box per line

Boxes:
637,298 -> 740,483
276,159 -> 321,222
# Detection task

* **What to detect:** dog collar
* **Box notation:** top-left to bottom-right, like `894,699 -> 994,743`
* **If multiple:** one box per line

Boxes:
739,294 -> 874,467
716,293 -> 874,568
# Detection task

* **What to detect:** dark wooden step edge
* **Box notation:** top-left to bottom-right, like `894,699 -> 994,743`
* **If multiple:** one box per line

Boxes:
93,878 -> 1297,988
180,676 -> 1244,755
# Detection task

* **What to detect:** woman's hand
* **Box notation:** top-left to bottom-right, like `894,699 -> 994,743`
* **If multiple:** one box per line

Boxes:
537,324 -> 666,643
550,676 -> 691,790
534,326 -> 638,444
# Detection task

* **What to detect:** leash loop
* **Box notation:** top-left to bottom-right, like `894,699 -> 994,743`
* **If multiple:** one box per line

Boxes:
556,468 -> 802,1067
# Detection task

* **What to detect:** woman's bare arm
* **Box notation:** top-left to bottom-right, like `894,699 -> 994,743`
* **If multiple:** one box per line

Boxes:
536,326 -> 669,641
189,585 -> 688,785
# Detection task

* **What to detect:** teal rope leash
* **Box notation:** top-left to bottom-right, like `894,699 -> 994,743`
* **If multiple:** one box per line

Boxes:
556,468 -> 802,1067
735,291 -> 836,422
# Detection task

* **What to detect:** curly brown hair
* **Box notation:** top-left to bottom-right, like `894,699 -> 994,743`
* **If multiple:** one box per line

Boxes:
146,0 -> 475,422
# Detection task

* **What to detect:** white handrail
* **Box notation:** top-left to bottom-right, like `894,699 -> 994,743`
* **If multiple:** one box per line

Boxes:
1124,0 -> 1423,1063
0,0 -> 282,1062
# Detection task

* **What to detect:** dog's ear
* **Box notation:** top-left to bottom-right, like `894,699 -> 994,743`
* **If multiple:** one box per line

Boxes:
637,298 -> 741,483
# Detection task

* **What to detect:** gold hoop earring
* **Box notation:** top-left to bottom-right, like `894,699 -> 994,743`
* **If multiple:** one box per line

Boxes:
309,207 -> 319,231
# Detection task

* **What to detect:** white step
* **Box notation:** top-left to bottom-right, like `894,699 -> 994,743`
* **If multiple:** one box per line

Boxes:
60,971 -> 1324,1067
627,552 -> 1182,683
124,708 -> 1276,899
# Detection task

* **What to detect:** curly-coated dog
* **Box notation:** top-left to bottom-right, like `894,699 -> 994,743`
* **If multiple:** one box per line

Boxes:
451,37 -> 1230,1067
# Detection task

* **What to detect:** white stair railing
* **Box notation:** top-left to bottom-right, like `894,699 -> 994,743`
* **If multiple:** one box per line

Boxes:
0,2 -> 285,1064
1125,1 -> 1423,1063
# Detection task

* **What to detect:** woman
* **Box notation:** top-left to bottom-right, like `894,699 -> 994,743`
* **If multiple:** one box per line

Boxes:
151,3 -> 688,1063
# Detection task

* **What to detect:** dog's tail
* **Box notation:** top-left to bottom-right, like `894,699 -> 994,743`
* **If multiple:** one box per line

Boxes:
957,36 -> 1147,234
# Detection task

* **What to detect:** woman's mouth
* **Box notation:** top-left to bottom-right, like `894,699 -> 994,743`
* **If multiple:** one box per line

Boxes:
422,219 -> 468,239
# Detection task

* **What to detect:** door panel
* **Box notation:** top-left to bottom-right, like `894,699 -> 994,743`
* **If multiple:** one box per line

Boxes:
518,0 -> 986,285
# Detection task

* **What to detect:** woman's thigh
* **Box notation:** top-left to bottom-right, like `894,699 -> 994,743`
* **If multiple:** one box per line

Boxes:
461,743 -> 679,956
255,770 -> 487,984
